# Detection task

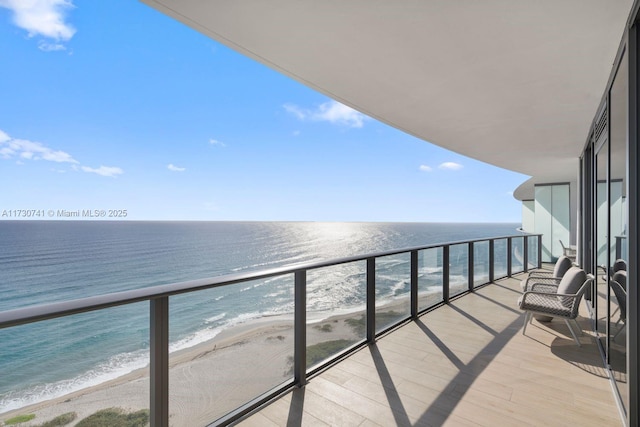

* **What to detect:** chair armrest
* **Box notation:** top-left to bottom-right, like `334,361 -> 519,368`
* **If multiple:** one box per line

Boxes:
522,276 -> 561,291
527,272 -> 553,278
530,283 -> 559,292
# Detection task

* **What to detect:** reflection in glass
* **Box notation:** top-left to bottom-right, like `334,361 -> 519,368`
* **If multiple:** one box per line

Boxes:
595,136 -> 609,352
608,50 -> 628,410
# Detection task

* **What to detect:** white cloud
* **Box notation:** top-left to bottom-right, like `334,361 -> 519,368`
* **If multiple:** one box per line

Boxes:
284,100 -> 368,128
209,138 -> 226,147
167,163 -> 186,172
38,40 -> 66,51
0,131 -> 78,163
283,104 -> 306,120
438,162 -> 463,171
1,129 -> 123,177
0,129 -> 10,143
0,0 -> 76,41
80,165 -> 123,177
419,165 -> 433,172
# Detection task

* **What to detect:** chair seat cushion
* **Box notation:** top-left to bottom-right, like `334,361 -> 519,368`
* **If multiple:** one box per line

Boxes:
518,294 -> 572,317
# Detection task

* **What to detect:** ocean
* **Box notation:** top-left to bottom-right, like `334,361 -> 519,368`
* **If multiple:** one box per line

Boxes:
0,221 -> 519,414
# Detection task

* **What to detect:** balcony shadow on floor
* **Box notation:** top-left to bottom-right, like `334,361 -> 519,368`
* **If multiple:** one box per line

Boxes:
285,387 -> 305,427
412,306 -> 525,424
369,343 -> 413,427
548,337 -> 609,378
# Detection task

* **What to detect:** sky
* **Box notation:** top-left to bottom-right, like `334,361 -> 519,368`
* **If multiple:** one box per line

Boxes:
0,1 -> 529,223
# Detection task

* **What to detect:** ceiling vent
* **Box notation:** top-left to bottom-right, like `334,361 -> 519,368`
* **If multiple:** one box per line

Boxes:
594,102 -> 608,144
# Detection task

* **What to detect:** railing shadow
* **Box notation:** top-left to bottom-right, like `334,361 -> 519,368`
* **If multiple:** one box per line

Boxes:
414,318 -> 465,370
413,303 -> 525,424
285,387 -> 305,427
368,344 -> 412,427
447,304 -> 498,336
472,290 -> 523,314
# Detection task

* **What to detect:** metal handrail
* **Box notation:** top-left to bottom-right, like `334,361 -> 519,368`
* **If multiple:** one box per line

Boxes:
0,233 -> 542,427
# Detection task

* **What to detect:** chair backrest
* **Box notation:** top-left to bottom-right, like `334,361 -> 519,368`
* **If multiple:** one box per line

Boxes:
553,255 -> 573,278
612,270 -> 627,291
613,259 -> 627,273
557,267 -> 587,307
610,279 -> 627,320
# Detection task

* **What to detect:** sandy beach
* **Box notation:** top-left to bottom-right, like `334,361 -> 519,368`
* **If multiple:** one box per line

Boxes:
0,291 -> 446,427
0,309 -> 369,427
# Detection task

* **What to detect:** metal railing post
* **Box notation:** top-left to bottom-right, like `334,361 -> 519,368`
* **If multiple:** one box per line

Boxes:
150,297 -> 169,427
411,250 -> 418,318
489,239 -> 495,283
366,257 -> 376,342
294,270 -> 307,386
523,236 -> 529,273
507,237 -> 513,277
537,235 -> 543,268
468,242 -> 474,291
443,246 -> 450,303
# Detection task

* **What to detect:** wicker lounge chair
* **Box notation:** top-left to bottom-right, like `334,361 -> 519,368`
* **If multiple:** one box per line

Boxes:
518,267 -> 594,346
520,255 -> 573,291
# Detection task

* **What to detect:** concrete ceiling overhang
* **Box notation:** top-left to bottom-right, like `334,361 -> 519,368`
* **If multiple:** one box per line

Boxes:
143,0 -> 633,199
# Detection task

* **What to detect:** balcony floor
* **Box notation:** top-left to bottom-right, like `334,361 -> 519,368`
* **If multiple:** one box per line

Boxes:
237,273 -> 621,426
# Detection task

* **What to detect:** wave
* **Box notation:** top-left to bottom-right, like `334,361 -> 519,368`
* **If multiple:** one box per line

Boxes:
204,313 -> 226,324
0,349 -> 148,414
0,221 -> 521,415
0,309 -> 269,415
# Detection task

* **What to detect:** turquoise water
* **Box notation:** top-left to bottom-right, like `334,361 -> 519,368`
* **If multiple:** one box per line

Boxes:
0,221 -> 518,413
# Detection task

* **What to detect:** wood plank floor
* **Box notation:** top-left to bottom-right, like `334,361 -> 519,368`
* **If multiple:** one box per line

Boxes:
236,273 -> 622,426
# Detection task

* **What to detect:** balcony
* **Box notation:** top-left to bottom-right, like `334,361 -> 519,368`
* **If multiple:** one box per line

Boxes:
0,234 -> 620,426
239,273 -> 619,426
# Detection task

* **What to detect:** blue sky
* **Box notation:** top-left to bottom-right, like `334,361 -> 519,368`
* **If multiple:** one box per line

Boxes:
0,1 -> 529,222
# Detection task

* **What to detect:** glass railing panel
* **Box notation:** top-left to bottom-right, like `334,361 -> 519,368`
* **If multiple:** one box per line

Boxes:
449,244 -> 469,297
473,241 -> 490,287
511,237 -> 524,274
493,238 -> 508,279
0,303 -> 149,426
306,261 -> 366,370
527,235 -> 539,269
417,248 -> 443,310
375,253 -> 411,333
168,276 -> 294,426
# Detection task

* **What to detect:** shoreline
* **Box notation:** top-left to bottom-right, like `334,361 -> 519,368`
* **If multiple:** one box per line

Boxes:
0,309 -> 363,426
0,294 -> 441,426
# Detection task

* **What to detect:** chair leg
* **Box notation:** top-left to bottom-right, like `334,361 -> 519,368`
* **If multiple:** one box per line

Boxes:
571,319 -> 583,336
565,319 -> 581,346
613,323 -> 626,341
522,312 -> 532,335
